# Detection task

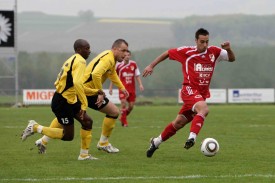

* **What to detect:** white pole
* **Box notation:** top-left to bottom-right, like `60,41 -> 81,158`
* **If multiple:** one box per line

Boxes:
14,0 -> 18,106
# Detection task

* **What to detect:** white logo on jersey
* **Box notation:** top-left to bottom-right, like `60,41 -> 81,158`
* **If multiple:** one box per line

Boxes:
199,73 -> 211,78
209,54 -> 215,62
194,64 -> 213,72
122,72 -> 134,77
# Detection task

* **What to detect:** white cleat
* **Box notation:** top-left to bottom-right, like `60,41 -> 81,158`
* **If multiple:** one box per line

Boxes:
97,142 -> 119,153
35,138 -> 47,154
21,120 -> 37,141
78,154 -> 98,160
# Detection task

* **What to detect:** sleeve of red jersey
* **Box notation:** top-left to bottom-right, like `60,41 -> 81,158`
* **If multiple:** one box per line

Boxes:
212,46 -> 229,62
168,48 -> 185,63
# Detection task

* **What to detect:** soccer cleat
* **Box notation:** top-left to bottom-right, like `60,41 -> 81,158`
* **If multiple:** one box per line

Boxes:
78,154 -> 98,160
35,138 -> 47,154
146,137 -> 158,158
21,120 -> 37,141
97,142 -> 119,153
184,138 -> 195,149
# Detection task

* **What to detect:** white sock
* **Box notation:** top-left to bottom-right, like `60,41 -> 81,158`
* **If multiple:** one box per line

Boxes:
42,135 -> 51,144
80,149 -> 89,155
37,125 -> 43,133
188,132 -> 197,141
153,135 -> 163,147
99,135 -> 108,143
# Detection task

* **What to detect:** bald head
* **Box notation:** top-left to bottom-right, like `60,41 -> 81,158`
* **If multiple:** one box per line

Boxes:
73,39 -> 91,59
74,39 -> 89,51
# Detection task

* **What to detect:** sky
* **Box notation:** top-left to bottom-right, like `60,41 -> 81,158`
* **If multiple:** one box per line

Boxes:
1,0 -> 275,18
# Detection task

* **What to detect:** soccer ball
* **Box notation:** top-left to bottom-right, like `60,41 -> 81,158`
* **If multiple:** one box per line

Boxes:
200,138 -> 219,157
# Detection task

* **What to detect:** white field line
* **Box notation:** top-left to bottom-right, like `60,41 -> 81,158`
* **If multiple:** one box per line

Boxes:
1,174 -> 275,182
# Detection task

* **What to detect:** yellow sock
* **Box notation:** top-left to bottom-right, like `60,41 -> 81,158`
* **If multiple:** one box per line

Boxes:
41,118 -> 62,145
80,128 -> 92,151
100,117 -> 116,146
50,118 -> 62,128
41,127 -> 64,139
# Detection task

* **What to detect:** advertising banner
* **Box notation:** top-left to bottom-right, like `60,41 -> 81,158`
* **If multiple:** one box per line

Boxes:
228,88 -> 275,103
23,89 -> 121,105
23,89 -> 55,105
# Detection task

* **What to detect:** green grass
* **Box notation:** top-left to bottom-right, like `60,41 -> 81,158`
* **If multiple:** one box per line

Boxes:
0,105 -> 275,183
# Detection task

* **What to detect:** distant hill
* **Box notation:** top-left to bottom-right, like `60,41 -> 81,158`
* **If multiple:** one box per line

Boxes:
17,12 -> 275,53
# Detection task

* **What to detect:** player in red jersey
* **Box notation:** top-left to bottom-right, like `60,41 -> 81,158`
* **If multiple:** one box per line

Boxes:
143,28 -> 236,158
109,50 -> 144,127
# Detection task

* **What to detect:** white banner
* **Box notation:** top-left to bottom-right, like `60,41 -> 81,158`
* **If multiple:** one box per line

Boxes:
23,89 -> 55,105
206,89 -> 227,103
23,89 -> 121,105
178,89 -> 227,104
228,88 -> 275,103
104,89 -> 120,104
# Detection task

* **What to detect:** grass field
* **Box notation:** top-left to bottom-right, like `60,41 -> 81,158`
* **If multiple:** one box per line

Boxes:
0,104 -> 275,183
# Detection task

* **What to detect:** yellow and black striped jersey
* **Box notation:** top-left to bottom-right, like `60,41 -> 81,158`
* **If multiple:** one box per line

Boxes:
54,53 -> 88,110
83,50 -> 125,96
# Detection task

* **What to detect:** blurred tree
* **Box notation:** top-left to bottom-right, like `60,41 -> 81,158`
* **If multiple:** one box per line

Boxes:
78,10 -> 95,24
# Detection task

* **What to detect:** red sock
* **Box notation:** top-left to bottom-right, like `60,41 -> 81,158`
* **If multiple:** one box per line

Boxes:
161,123 -> 177,141
121,109 -> 127,118
126,109 -> 130,116
190,113 -> 205,135
120,109 -> 127,125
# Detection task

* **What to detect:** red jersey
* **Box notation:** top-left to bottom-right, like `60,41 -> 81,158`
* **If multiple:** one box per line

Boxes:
168,46 -> 229,98
116,60 -> 141,93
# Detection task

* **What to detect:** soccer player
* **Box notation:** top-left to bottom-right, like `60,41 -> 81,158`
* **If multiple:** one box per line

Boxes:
34,39 -> 129,154
143,28 -> 236,158
21,39 -> 101,160
109,50 -> 144,127
83,38 -> 129,153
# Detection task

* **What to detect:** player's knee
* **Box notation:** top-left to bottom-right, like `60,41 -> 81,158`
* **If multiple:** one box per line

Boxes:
81,114 -> 93,130
107,107 -> 120,118
203,107 -> 210,116
62,133 -> 74,141
196,103 -> 209,116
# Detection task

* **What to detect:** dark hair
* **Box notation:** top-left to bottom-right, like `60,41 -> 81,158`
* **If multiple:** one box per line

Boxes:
112,39 -> 128,48
73,39 -> 88,51
195,28 -> 209,39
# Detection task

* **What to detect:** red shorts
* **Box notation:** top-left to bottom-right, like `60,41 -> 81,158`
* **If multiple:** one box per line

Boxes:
178,86 -> 206,122
119,90 -> 136,102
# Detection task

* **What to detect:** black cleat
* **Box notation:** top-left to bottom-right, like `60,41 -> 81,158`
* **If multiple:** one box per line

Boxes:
146,138 -> 158,158
184,138 -> 195,149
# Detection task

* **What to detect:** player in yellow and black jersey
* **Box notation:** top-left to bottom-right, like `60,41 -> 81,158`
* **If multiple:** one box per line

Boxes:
21,39 -> 101,160
83,39 -> 129,153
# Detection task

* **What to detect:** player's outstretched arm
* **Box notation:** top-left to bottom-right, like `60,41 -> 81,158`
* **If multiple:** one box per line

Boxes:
221,41 -> 235,62
142,51 -> 169,77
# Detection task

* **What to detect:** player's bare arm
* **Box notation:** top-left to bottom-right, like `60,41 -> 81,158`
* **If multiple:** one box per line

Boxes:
121,88 -> 129,98
136,76 -> 144,91
142,51 -> 169,77
221,41 -> 236,62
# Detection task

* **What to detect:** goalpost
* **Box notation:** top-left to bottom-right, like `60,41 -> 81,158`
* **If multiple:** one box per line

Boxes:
0,0 -> 18,106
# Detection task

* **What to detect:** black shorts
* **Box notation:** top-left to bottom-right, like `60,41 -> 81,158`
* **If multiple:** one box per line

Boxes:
87,95 -> 109,111
51,92 -> 81,125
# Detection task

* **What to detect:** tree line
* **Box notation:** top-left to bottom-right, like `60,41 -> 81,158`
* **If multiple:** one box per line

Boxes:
1,45 -> 274,97
1,14 -> 275,97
